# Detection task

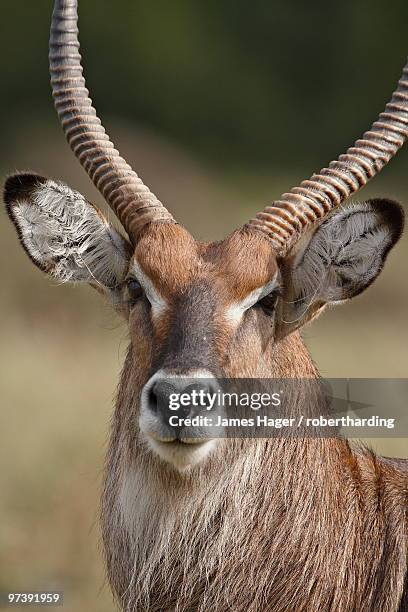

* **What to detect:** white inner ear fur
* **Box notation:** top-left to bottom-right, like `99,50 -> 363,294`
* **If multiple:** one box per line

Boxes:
224,272 -> 279,326
289,203 -> 395,307
11,180 -> 129,287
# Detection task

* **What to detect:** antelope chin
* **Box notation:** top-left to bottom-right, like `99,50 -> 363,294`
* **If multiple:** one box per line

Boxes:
145,435 -> 217,471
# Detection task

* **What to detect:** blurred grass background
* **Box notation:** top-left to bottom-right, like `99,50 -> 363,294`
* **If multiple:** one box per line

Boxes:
0,1 -> 407,610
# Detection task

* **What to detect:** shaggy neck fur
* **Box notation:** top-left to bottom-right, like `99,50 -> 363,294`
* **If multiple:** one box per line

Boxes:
101,333 -> 407,612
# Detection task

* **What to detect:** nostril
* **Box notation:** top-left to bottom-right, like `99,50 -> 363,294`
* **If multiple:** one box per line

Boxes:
182,382 -> 218,413
144,374 -> 220,423
148,384 -> 158,413
149,381 -> 176,415
184,383 -> 210,409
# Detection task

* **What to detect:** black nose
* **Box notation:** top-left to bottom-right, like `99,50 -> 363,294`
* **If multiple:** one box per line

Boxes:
148,380 -> 217,424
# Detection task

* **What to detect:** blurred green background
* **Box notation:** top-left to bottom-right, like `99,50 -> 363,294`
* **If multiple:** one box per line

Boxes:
0,1 -> 407,610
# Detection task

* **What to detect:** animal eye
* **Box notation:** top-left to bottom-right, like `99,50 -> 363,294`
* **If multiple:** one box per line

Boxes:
126,278 -> 144,303
258,288 -> 281,316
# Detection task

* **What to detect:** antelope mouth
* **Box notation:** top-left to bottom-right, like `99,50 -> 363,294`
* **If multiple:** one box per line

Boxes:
144,432 -> 217,470
147,433 -> 209,446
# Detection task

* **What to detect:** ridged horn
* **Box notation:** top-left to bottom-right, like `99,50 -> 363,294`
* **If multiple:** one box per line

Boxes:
49,0 -> 174,241
247,58 -> 408,255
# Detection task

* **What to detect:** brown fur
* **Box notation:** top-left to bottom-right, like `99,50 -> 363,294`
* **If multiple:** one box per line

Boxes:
4,178 -> 406,610
100,224 -> 407,612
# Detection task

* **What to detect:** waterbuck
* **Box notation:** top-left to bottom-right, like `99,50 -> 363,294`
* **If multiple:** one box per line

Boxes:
3,0 -> 407,610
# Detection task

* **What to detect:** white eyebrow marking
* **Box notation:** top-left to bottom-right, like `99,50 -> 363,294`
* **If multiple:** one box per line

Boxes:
131,260 -> 168,317
224,272 -> 279,326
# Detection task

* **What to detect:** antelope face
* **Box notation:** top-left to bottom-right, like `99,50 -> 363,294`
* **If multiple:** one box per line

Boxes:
131,224 -> 280,468
5,175 -> 403,470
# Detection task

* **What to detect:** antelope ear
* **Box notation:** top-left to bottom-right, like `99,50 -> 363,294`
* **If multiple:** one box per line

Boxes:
4,173 -> 132,298
275,199 -> 404,339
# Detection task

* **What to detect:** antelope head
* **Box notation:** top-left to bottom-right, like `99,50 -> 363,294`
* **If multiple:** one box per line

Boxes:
4,0 -> 406,470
